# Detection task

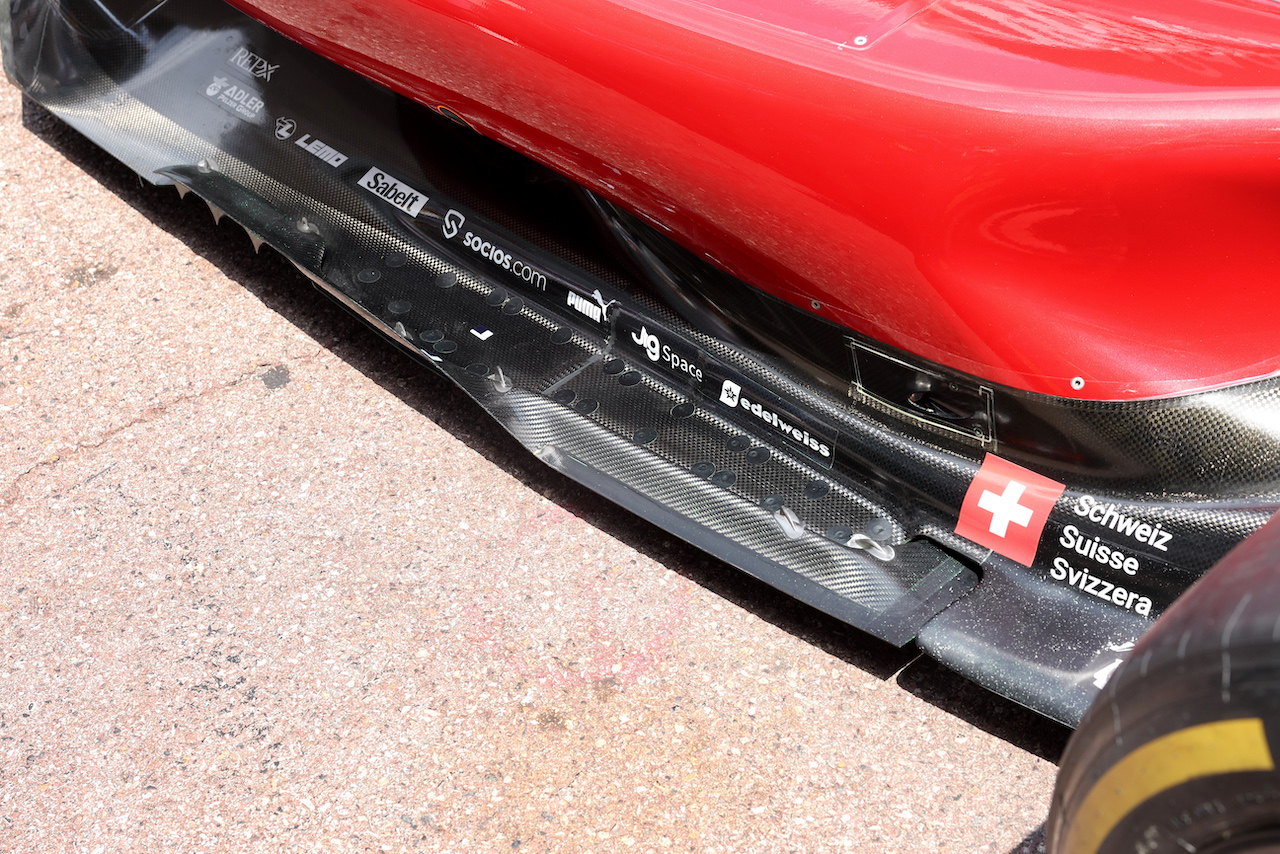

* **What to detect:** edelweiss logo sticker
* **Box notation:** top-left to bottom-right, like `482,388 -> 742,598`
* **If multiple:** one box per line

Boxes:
719,379 -> 741,407
956,454 -> 1065,566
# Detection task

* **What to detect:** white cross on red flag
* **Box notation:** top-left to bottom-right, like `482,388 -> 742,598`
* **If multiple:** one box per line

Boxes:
955,454 -> 1065,567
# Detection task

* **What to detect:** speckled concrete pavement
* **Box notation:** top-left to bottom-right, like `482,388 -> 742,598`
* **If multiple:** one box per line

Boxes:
0,86 -> 1068,853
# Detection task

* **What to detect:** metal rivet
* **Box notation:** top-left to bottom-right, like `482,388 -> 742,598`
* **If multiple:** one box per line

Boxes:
745,447 -> 772,465
853,35 -> 868,46
552,388 -> 576,405
384,252 -> 408,268
618,371 -> 641,387
573,398 -> 599,415
671,402 -> 695,419
633,427 -> 657,445
691,461 -> 715,479
433,340 -> 457,354
501,297 -> 524,315
485,289 -> 507,307
602,359 -> 625,375
465,363 -> 489,376
550,327 -> 573,345
387,300 -> 411,315
435,271 -> 457,289
761,494 -> 784,512
1071,376 -> 1085,391
357,269 -> 381,284
726,435 -> 751,453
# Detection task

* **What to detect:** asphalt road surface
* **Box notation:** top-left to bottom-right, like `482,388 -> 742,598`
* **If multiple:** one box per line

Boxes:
0,84 -> 1068,853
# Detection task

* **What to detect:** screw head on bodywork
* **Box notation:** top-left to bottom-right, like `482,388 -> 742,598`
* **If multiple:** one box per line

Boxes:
710,469 -> 737,488
825,524 -> 853,544
691,461 -> 715,479
864,518 -> 893,541
803,480 -> 831,500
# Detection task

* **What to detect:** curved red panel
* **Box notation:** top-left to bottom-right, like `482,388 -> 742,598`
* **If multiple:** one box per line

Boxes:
228,0 -> 1280,399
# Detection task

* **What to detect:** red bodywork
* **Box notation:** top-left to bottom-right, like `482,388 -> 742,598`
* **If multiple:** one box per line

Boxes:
229,0 -> 1280,399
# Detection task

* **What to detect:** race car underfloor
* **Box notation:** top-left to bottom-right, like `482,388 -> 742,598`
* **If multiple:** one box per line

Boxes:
4,0 -> 1204,726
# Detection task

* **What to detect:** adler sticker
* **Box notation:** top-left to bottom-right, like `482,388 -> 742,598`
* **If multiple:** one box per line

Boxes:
956,454 -> 1065,566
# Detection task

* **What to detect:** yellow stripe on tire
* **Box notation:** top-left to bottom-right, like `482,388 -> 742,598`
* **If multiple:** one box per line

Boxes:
1061,718 -> 1275,854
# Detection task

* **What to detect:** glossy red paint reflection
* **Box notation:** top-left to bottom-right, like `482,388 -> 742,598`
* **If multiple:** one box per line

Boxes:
229,0 -> 1280,399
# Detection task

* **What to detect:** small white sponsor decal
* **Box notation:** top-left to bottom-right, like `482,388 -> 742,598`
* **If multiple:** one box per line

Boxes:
566,290 -> 603,323
359,168 -> 427,217
1059,525 -> 1141,576
205,76 -> 264,120
1072,494 -> 1173,552
471,326 -> 494,341
1050,556 -> 1153,615
630,326 -> 702,381
458,231 -> 547,289
228,46 -> 279,81
295,133 -> 347,167
718,379 -> 830,459
632,326 -> 661,362
274,117 -> 296,140
443,209 -> 465,239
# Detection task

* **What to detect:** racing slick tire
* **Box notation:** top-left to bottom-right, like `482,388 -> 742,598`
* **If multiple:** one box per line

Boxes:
1047,514 -> 1280,854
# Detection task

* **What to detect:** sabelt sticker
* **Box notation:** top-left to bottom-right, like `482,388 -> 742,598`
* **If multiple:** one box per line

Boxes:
358,168 -> 428,217
956,454 -> 1065,566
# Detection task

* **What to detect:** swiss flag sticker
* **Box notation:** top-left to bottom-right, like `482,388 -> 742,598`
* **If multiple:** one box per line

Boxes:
955,454 -> 1065,567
